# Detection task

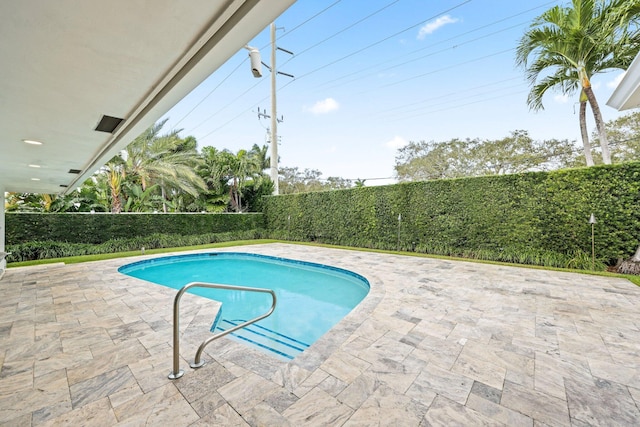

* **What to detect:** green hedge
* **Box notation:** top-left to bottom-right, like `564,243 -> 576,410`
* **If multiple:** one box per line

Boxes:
8,163 -> 640,270
264,162 -> 640,268
5,230 -> 265,263
6,213 -> 265,245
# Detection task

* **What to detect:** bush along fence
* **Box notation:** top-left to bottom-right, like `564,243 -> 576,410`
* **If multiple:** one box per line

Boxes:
6,230 -> 265,263
5,213 -> 265,262
263,162 -> 640,270
6,212 -> 265,245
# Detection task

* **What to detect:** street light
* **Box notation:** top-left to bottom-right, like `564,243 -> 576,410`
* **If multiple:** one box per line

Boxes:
245,28 -> 293,195
244,45 -> 262,78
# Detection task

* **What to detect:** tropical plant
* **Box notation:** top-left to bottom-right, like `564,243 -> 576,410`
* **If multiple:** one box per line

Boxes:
103,163 -> 125,213
249,143 -> 271,171
123,119 -> 206,212
516,0 -> 640,166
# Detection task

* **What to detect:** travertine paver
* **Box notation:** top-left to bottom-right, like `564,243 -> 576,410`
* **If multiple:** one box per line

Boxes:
1,243 -> 639,426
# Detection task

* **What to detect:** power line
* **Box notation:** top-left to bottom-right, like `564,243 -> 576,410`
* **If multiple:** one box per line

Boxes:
293,0 -> 473,81
377,47 -> 516,91
323,20 -> 529,92
189,78 -> 267,133
191,0 -> 469,140
197,92 -> 271,141
180,0 -> 530,139
372,76 -> 523,116
274,0 -> 343,43
315,0 -> 557,90
180,0 -> 563,145
282,0 -> 403,63
388,88 -> 529,122
174,2 -> 342,133
170,58 -> 247,131
382,82 -> 528,120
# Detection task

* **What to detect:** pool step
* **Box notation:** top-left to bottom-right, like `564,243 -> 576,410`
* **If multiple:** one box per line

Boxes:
215,319 -> 310,360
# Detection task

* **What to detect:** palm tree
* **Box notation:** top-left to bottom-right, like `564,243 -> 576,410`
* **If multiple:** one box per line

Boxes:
516,0 -> 640,165
105,163 -> 125,213
124,119 -> 206,212
198,146 -> 234,211
248,144 -> 270,171
225,149 -> 263,212
197,146 -> 267,212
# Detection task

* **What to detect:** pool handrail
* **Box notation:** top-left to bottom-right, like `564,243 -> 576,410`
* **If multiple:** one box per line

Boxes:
168,281 -> 277,380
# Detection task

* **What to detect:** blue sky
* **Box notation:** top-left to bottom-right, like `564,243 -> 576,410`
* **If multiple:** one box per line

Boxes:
161,0 -> 629,185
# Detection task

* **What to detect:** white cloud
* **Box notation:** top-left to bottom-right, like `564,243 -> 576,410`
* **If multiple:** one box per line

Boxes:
306,98 -> 340,115
554,94 -> 569,104
417,15 -> 459,39
607,71 -> 626,89
385,136 -> 408,149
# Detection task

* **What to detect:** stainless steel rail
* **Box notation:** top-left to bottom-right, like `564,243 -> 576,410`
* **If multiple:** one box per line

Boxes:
168,282 -> 276,380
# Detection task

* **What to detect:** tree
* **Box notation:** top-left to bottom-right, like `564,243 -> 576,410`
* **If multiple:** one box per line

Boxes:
594,111 -> 640,162
248,144 -> 270,171
227,149 -> 254,212
471,131 -> 544,175
124,119 -> 206,212
395,139 -> 475,182
394,132 -> 580,182
516,0 -> 640,165
197,146 -> 268,212
197,146 -> 232,212
279,167 -> 347,194
104,163 -> 125,213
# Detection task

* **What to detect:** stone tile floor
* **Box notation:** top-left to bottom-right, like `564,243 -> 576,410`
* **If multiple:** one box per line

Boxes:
1,243 -> 639,426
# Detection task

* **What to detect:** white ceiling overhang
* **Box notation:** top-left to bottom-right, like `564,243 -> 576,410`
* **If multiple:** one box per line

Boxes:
0,0 -> 295,194
607,52 -> 640,111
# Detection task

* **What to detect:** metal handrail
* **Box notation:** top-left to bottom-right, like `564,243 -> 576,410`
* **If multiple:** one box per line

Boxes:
168,281 -> 276,380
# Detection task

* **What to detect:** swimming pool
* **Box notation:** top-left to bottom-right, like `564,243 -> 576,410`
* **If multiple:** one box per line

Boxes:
118,252 -> 370,359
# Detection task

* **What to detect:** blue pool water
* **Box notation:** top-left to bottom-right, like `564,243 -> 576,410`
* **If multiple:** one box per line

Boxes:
118,252 -> 369,359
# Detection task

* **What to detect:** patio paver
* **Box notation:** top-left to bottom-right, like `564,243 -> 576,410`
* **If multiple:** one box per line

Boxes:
1,243 -> 639,426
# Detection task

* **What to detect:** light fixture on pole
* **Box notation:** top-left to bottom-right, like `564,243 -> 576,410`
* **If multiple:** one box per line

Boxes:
589,213 -> 596,270
244,45 -> 262,78
247,24 -> 293,195
397,213 -> 402,252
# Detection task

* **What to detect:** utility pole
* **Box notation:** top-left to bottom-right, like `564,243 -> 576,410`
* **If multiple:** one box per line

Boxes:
270,22 -> 278,195
262,22 -> 294,195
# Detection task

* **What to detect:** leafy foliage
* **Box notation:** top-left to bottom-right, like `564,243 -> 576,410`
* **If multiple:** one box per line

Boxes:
6,230 -> 265,262
594,110 -> 640,162
265,162 -> 640,270
515,0 -> 640,165
394,131 -> 581,181
279,167 -> 354,194
6,213 -> 264,245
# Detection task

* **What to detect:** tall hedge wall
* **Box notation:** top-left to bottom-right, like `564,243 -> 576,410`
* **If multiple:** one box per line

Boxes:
6,213 -> 265,245
263,162 -> 640,266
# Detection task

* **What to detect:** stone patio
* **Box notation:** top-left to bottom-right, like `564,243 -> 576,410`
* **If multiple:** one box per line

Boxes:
1,243 -> 639,426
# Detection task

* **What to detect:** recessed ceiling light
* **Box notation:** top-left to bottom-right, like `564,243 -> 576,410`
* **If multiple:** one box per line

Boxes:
28,164 -> 41,168
31,178 -> 41,181
23,139 -> 43,145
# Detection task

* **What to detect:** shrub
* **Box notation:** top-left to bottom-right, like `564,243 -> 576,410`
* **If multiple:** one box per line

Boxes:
6,230 -> 264,262
263,162 -> 640,270
6,212 -> 265,245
